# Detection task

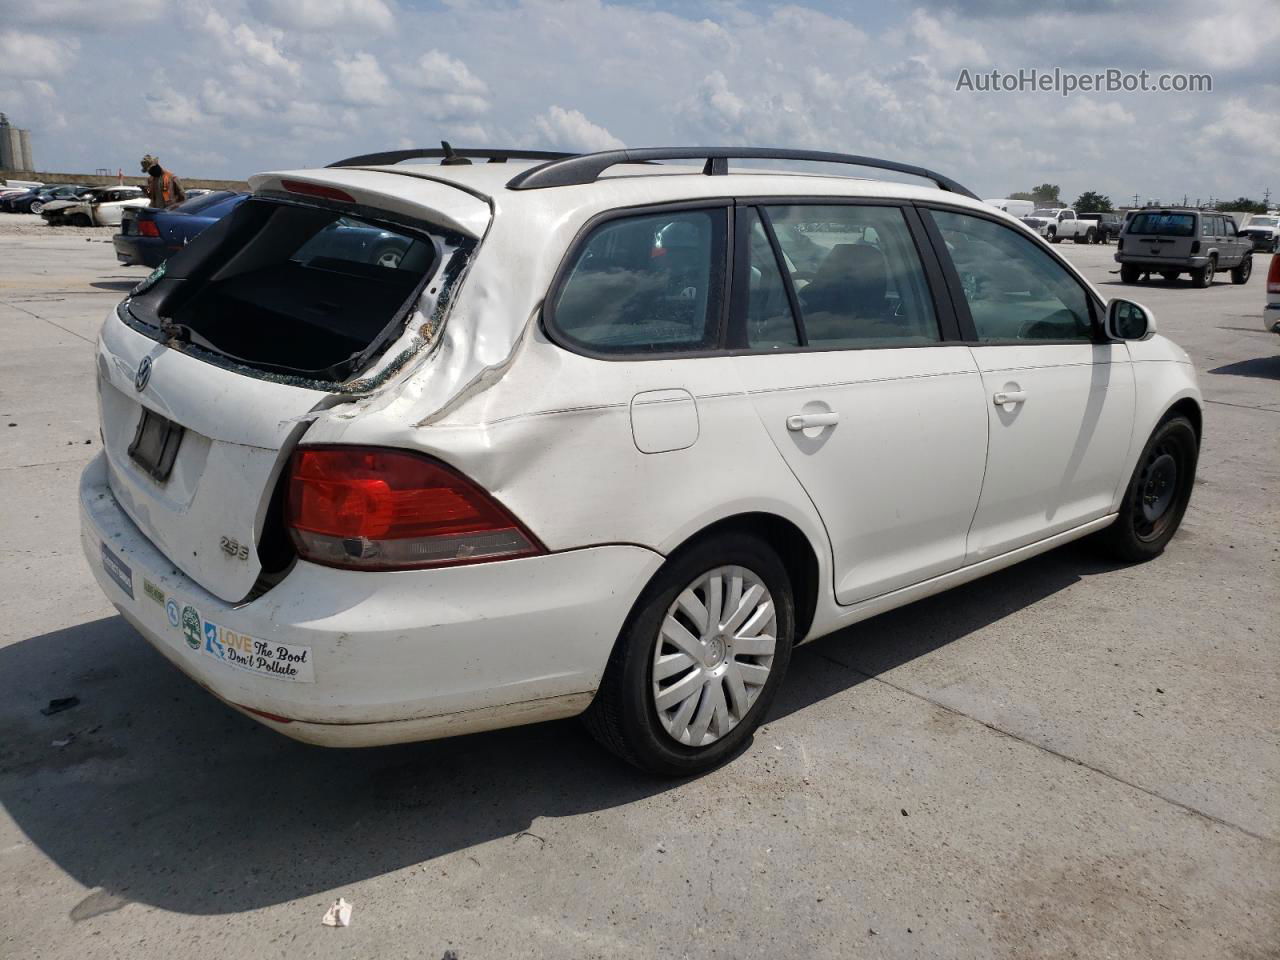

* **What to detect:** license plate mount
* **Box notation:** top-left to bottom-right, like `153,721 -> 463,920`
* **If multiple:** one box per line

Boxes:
128,408 -> 184,482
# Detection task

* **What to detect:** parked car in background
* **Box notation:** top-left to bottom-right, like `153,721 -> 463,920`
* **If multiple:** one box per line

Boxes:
1117,208 -> 1252,286
7,184 -> 91,214
184,188 -> 215,199
1266,254 -> 1280,334
1077,212 -> 1121,244
1237,214 -> 1279,253
57,186 -> 147,227
81,145 -> 1202,775
1021,207 -> 1096,243
114,191 -> 248,267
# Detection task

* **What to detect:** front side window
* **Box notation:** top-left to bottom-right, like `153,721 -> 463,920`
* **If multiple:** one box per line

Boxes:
551,209 -> 726,354
762,204 -> 940,348
930,209 -> 1094,342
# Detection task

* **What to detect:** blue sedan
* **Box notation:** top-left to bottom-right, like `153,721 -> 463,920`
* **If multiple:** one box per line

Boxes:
114,191 -> 248,267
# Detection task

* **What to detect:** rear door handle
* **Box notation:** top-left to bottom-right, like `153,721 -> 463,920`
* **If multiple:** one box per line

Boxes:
993,390 -> 1027,406
787,412 -> 840,431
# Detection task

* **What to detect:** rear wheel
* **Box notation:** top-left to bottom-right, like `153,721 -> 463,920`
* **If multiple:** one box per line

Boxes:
584,533 -> 794,776
1192,256 -> 1216,288
1075,229 -> 1094,244
1120,264 -> 1141,283
1230,255 -> 1252,284
1097,416 -> 1198,562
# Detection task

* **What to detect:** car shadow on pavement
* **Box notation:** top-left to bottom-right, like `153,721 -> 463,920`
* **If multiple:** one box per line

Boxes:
0,542 -> 1108,917
1207,356 -> 1280,381
88,280 -> 141,292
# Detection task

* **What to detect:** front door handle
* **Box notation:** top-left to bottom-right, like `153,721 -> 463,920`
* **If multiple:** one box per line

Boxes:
993,390 -> 1027,406
787,412 -> 840,431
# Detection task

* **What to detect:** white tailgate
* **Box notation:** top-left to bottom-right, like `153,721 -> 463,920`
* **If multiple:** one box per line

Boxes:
96,314 -> 331,603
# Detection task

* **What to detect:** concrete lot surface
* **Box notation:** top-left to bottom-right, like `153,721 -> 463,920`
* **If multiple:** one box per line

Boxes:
1,217 -> 1276,959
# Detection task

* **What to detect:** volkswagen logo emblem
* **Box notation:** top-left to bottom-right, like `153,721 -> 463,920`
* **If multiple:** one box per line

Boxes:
134,356 -> 153,392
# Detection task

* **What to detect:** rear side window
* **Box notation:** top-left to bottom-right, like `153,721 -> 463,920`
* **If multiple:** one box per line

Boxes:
929,209 -> 1093,342
550,209 -> 726,354
762,204 -> 940,348
1127,212 -> 1196,236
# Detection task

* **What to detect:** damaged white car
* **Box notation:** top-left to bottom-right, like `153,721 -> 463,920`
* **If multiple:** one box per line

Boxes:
80,146 -> 1202,774
45,185 -> 147,227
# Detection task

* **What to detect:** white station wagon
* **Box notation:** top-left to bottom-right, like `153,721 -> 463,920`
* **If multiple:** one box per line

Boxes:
80,146 -> 1202,774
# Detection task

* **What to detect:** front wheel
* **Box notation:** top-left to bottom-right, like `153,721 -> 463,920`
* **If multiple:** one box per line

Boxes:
1230,255 -> 1252,284
1096,416 -> 1198,562
29,201 -> 43,214
1048,229 -> 1060,243
1160,270 -> 1180,283
584,533 -> 795,776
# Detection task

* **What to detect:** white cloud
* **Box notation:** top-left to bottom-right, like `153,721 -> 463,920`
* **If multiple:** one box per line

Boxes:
255,0 -> 394,33
530,106 -> 624,151
393,49 -> 490,118
0,30 -> 77,78
335,52 -> 391,105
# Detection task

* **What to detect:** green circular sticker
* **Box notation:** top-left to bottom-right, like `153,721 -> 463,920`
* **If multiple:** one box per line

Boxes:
181,605 -> 202,650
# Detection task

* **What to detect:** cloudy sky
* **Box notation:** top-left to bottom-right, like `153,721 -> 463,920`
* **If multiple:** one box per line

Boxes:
1,0 -> 1276,205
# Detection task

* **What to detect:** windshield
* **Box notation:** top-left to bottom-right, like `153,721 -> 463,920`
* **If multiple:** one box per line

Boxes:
1126,212 -> 1196,237
1249,216 -> 1278,227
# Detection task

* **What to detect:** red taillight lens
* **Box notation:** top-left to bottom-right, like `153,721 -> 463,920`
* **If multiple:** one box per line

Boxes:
280,179 -> 356,203
286,447 -> 543,570
137,219 -> 160,237
1268,254 -> 1280,294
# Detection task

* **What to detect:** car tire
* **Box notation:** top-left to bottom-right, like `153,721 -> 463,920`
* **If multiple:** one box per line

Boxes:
1230,255 -> 1252,285
1120,265 -> 1141,283
1048,228 -> 1059,243
70,214 -> 92,227
1075,229 -> 1094,245
1160,270 -> 1179,283
29,201 -> 43,214
1097,415 -> 1197,563
1192,256 -> 1216,288
583,532 -> 795,777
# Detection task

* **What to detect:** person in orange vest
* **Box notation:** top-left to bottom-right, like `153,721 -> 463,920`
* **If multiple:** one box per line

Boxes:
145,160 -> 186,208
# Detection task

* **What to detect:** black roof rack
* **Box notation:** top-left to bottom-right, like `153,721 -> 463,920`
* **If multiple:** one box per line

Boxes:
329,141 -> 575,168
504,147 -> 979,199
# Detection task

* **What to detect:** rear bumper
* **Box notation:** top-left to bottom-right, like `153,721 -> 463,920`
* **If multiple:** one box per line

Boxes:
112,234 -> 169,267
1265,303 -> 1280,333
1114,253 -> 1208,269
79,453 -> 664,746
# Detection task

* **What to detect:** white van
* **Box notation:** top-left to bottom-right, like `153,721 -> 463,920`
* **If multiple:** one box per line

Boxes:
983,198 -> 1034,218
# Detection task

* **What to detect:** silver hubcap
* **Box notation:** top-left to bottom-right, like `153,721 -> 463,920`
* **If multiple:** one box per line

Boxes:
376,249 -> 401,268
651,565 -> 777,748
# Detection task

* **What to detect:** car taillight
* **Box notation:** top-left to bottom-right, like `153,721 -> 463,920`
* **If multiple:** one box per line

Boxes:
1268,254 -> 1280,294
281,179 -> 356,203
137,219 -> 160,238
1190,240 -> 1200,255
286,447 -> 544,571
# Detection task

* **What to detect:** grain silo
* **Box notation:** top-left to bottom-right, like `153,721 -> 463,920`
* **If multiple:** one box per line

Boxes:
18,128 -> 33,171
0,115 -> 21,171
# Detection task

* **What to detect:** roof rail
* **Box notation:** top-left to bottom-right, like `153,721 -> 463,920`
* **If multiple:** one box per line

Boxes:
328,142 -> 576,168
505,147 -> 979,199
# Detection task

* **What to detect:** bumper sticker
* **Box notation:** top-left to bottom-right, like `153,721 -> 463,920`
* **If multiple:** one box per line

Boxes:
201,619 -> 314,684
100,543 -> 134,599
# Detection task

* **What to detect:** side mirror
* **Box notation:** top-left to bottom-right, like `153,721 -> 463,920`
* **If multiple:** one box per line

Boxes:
1106,298 -> 1156,341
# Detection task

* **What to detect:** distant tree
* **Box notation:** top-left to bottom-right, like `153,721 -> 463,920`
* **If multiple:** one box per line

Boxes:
1216,197 -> 1266,214
1030,183 -> 1060,203
1008,191 -> 1036,201
1073,191 -> 1113,213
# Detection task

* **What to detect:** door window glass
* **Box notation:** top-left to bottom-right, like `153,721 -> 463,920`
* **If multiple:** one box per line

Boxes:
763,205 -> 940,347
552,209 -> 726,354
930,209 -> 1094,342
743,209 -> 800,349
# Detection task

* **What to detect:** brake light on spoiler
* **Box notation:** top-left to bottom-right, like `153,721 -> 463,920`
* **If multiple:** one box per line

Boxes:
280,179 -> 356,203
286,447 -> 544,570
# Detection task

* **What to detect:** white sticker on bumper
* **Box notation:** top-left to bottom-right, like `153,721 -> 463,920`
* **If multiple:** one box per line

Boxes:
194,610 -> 315,683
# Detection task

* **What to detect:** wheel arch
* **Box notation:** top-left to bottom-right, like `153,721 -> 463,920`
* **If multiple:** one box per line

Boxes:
1163,396 -> 1202,447
662,511 -> 821,643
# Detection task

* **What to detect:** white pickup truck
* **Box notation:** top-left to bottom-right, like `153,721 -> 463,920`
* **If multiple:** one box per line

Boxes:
1020,207 -> 1098,244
